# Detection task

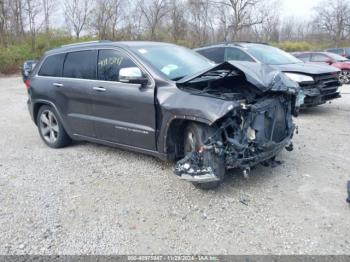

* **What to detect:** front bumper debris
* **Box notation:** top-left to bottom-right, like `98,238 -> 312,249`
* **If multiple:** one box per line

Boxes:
175,96 -> 295,181
175,152 -> 220,183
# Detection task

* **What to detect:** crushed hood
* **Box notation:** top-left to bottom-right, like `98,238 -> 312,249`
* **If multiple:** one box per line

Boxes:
177,61 -> 299,93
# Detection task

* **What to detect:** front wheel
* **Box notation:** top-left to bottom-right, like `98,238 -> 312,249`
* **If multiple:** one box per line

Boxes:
339,70 -> 350,84
184,123 -> 225,190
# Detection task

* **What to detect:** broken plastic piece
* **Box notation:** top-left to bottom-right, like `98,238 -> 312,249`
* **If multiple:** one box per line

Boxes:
243,168 -> 250,179
175,152 -> 220,183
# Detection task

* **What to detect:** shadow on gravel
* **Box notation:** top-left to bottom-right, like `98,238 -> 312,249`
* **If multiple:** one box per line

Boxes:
299,104 -> 334,116
223,164 -> 278,189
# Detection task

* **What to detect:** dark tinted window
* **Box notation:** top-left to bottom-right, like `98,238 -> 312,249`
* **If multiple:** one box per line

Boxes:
311,53 -> 329,62
296,53 -> 311,62
197,47 -> 225,63
98,49 -> 139,82
63,50 -> 97,79
38,54 -> 65,77
225,47 -> 254,62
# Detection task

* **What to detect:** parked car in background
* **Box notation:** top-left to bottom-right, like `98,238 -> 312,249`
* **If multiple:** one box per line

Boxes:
293,51 -> 350,84
26,41 -> 300,189
21,60 -> 38,83
325,47 -> 350,59
195,42 -> 342,107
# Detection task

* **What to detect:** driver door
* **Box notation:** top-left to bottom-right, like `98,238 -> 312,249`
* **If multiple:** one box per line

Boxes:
90,49 -> 157,150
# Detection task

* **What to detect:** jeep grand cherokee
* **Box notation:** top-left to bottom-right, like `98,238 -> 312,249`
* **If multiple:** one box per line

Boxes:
27,41 -> 300,189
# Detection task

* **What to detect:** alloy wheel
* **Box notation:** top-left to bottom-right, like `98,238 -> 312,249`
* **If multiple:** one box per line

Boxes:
39,110 -> 59,144
339,71 -> 350,84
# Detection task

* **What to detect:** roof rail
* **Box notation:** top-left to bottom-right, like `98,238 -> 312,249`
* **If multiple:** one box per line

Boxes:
60,40 -> 111,48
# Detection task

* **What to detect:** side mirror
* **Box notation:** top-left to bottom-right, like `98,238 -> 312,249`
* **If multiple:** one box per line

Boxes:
325,59 -> 333,65
119,67 -> 149,85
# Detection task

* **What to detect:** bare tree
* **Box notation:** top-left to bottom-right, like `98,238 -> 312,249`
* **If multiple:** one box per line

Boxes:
257,0 -> 280,42
91,0 -> 124,40
139,0 -> 168,40
64,0 -> 91,39
313,0 -> 350,46
8,0 -> 25,39
0,0 -> 7,45
213,0 -> 266,40
24,0 -> 42,51
168,0 -> 187,42
187,0 -> 214,46
42,0 -> 55,47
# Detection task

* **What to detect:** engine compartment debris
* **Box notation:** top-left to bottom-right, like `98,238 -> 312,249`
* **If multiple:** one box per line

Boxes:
175,62 -> 300,183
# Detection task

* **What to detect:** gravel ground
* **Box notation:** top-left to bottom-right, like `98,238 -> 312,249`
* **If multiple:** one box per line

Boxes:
0,76 -> 349,255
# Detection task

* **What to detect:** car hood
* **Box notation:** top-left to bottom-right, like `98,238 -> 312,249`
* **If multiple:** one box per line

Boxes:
271,62 -> 340,75
177,61 -> 299,94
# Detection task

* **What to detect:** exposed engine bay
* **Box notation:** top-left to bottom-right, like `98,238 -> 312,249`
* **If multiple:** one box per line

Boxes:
174,62 -> 300,183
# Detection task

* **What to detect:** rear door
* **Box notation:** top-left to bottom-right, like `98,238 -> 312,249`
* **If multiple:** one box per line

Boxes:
90,48 -> 157,150
58,50 -> 98,138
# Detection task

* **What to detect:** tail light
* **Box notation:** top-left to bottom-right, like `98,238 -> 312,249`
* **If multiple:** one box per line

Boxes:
25,79 -> 30,90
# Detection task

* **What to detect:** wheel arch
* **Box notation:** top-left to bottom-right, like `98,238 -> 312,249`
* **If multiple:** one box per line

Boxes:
32,100 -> 71,136
164,116 -> 212,160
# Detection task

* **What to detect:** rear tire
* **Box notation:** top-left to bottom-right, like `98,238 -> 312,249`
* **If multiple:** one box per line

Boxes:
37,105 -> 71,148
184,123 -> 225,190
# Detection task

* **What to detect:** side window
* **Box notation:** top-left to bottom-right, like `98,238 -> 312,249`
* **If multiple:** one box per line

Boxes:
63,50 -> 97,79
98,49 -> 140,82
297,53 -> 311,62
225,47 -> 254,62
311,53 -> 329,62
331,49 -> 343,55
196,48 -> 225,63
38,54 -> 66,77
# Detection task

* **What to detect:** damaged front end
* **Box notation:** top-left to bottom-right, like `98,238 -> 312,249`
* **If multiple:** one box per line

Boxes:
174,61 -> 300,184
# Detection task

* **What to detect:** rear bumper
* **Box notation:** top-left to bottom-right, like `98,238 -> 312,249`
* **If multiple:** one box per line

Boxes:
27,97 -> 35,123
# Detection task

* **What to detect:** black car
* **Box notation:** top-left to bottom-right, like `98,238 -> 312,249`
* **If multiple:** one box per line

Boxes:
27,41 -> 300,189
195,42 -> 341,107
21,60 -> 38,83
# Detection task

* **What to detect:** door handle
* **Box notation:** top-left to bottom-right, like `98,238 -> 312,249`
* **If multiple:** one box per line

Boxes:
53,82 -> 63,87
93,87 -> 106,92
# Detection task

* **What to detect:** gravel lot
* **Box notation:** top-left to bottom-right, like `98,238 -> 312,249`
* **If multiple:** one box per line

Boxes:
0,76 -> 349,255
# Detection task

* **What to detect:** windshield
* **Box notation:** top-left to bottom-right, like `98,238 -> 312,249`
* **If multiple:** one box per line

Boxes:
326,52 -> 350,62
247,44 -> 302,65
131,45 -> 214,81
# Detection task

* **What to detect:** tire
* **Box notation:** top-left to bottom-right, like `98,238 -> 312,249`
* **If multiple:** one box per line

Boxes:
184,123 -> 225,190
37,105 -> 71,148
339,70 -> 350,84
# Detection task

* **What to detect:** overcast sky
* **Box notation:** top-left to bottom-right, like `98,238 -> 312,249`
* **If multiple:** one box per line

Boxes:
281,0 -> 321,19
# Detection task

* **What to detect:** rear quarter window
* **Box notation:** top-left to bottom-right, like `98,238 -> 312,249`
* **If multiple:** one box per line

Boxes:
63,50 -> 97,79
38,54 -> 66,77
197,47 -> 225,63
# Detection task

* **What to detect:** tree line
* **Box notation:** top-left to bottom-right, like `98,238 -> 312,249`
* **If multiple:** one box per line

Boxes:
1,0 -> 350,52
